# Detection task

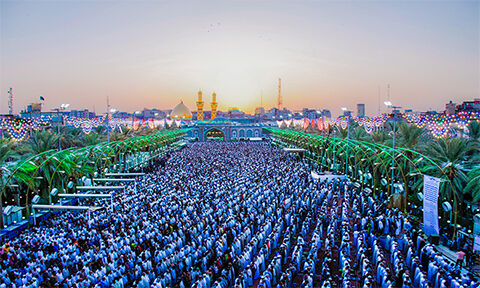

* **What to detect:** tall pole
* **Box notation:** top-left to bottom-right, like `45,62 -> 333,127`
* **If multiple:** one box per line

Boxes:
346,120 -> 350,176
333,127 -> 336,172
341,108 -> 351,177
55,108 -> 62,151
383,101 -> 401,200
278,78 -> 282,110
7,88 -> 13,115
261,90 -> 263,108
391,117 -> 396,196
107,96 -> 110,143
377,86 -> 381,115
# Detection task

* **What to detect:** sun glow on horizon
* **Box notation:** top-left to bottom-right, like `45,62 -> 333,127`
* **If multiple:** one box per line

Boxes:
1,1 -> 478,115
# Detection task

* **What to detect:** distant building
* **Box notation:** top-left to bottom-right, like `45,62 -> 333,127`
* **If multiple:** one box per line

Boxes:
170,101 -> 192,120
302,108 -> 322,119
112,111 -> 132,119
26,103 -> 42,113
19,103 -> 42,117
227,108 -> 245,118
203,111 -> 212,120
19,103 -> 62,124
425,110 -> 440,115
281,108 -> 292,117
357,104 -> 365,117
69,109 -> 96,119
186,121 -> 265,141
255,107 -> 265,116
141,109 -> 156,119
322,109 -> 331,119
269,107 -> 280,117
445,101 -> 457,115
457,99 -> 480,113
138,108 -> 166,119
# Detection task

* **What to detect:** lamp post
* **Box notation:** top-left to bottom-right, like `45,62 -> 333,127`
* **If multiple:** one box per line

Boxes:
52,104 -> 70,151
384,101 -> 402,197
341,107 -> 352,177
332,127 -> 336,172
108,108 -> 118,143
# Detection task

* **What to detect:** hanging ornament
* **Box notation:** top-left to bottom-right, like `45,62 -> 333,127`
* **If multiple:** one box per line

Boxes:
303,118 -> 310,129
317,119 -> 323,131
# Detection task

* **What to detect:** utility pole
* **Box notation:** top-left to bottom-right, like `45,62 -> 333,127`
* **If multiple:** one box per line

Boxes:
384,101 -> 402,202
53,104 -> 69,151
378,86 -> 381,115
7,88 -> 13,115
261,90 -> 263,108
341,107 -> 352,177
107,96 -> 110,143
277,78 -> 282,110
54,108 -> 62,150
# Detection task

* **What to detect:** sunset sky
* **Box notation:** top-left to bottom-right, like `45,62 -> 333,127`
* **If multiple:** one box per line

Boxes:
1,0 -> 478,116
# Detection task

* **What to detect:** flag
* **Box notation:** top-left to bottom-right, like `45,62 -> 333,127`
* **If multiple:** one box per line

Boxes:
40,96 -> 45,101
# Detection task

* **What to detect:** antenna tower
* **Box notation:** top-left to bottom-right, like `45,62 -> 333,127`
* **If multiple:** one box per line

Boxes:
107,96 -> 110,143
277,78 -> 282,110
378,86 -> 381,114
7,88 -> 13,115
261,90 -> 263,107
387,83 -> 390,101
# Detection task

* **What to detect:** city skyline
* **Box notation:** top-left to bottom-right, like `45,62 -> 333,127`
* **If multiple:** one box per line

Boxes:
1,1 -> 478,116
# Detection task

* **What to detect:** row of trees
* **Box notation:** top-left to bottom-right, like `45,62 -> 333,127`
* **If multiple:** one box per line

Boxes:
268,121 -> 480,238
0,126 -> 187,229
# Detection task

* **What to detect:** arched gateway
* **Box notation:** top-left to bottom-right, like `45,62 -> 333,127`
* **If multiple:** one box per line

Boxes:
205,128 -> 225,141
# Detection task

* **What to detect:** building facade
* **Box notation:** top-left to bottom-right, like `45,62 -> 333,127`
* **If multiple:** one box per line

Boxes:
187,122 -> 266,141
357,104 -> 365,117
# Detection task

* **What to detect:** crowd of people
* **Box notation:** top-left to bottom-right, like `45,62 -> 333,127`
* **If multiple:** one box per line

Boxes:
0,141 -> 479,288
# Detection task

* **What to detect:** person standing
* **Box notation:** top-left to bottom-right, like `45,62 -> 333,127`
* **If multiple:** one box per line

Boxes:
455,250 -> 465,269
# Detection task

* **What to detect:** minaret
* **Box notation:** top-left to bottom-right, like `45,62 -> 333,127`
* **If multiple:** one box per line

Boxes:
196,90 -> 204,121
211,91 -> 218,120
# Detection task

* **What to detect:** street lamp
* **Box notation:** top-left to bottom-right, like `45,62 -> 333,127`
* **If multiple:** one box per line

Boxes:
52,104 -> 70,150
341,107 -> 352,177
107,108 -> 118,143
384,101 -> 402,198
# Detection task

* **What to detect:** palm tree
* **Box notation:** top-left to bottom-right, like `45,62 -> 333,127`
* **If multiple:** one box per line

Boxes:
465,167 -> 480,203
58,127 -> 84,148
351,127 -> 369,141
396,123 -> 428,210
110,130 -> 130,142
397,123 -> 427,150
369,130 -> 390,145
421,138 -> 476,239
93,125 -> 107,135
83,133 -> 104,146
0,139 -> 17,228
9,159 -> 39,219
336,126 -> 349,139
467,121 -> 480,142
26,131 -> 59,155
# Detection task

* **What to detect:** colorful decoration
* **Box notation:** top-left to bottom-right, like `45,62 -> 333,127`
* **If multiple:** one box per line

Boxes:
0,118 -> 48,140
317,119 -> 323,131
303,118 -> 310,129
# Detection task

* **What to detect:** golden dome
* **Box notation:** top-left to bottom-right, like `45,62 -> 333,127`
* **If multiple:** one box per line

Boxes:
170,101 -> 192,119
